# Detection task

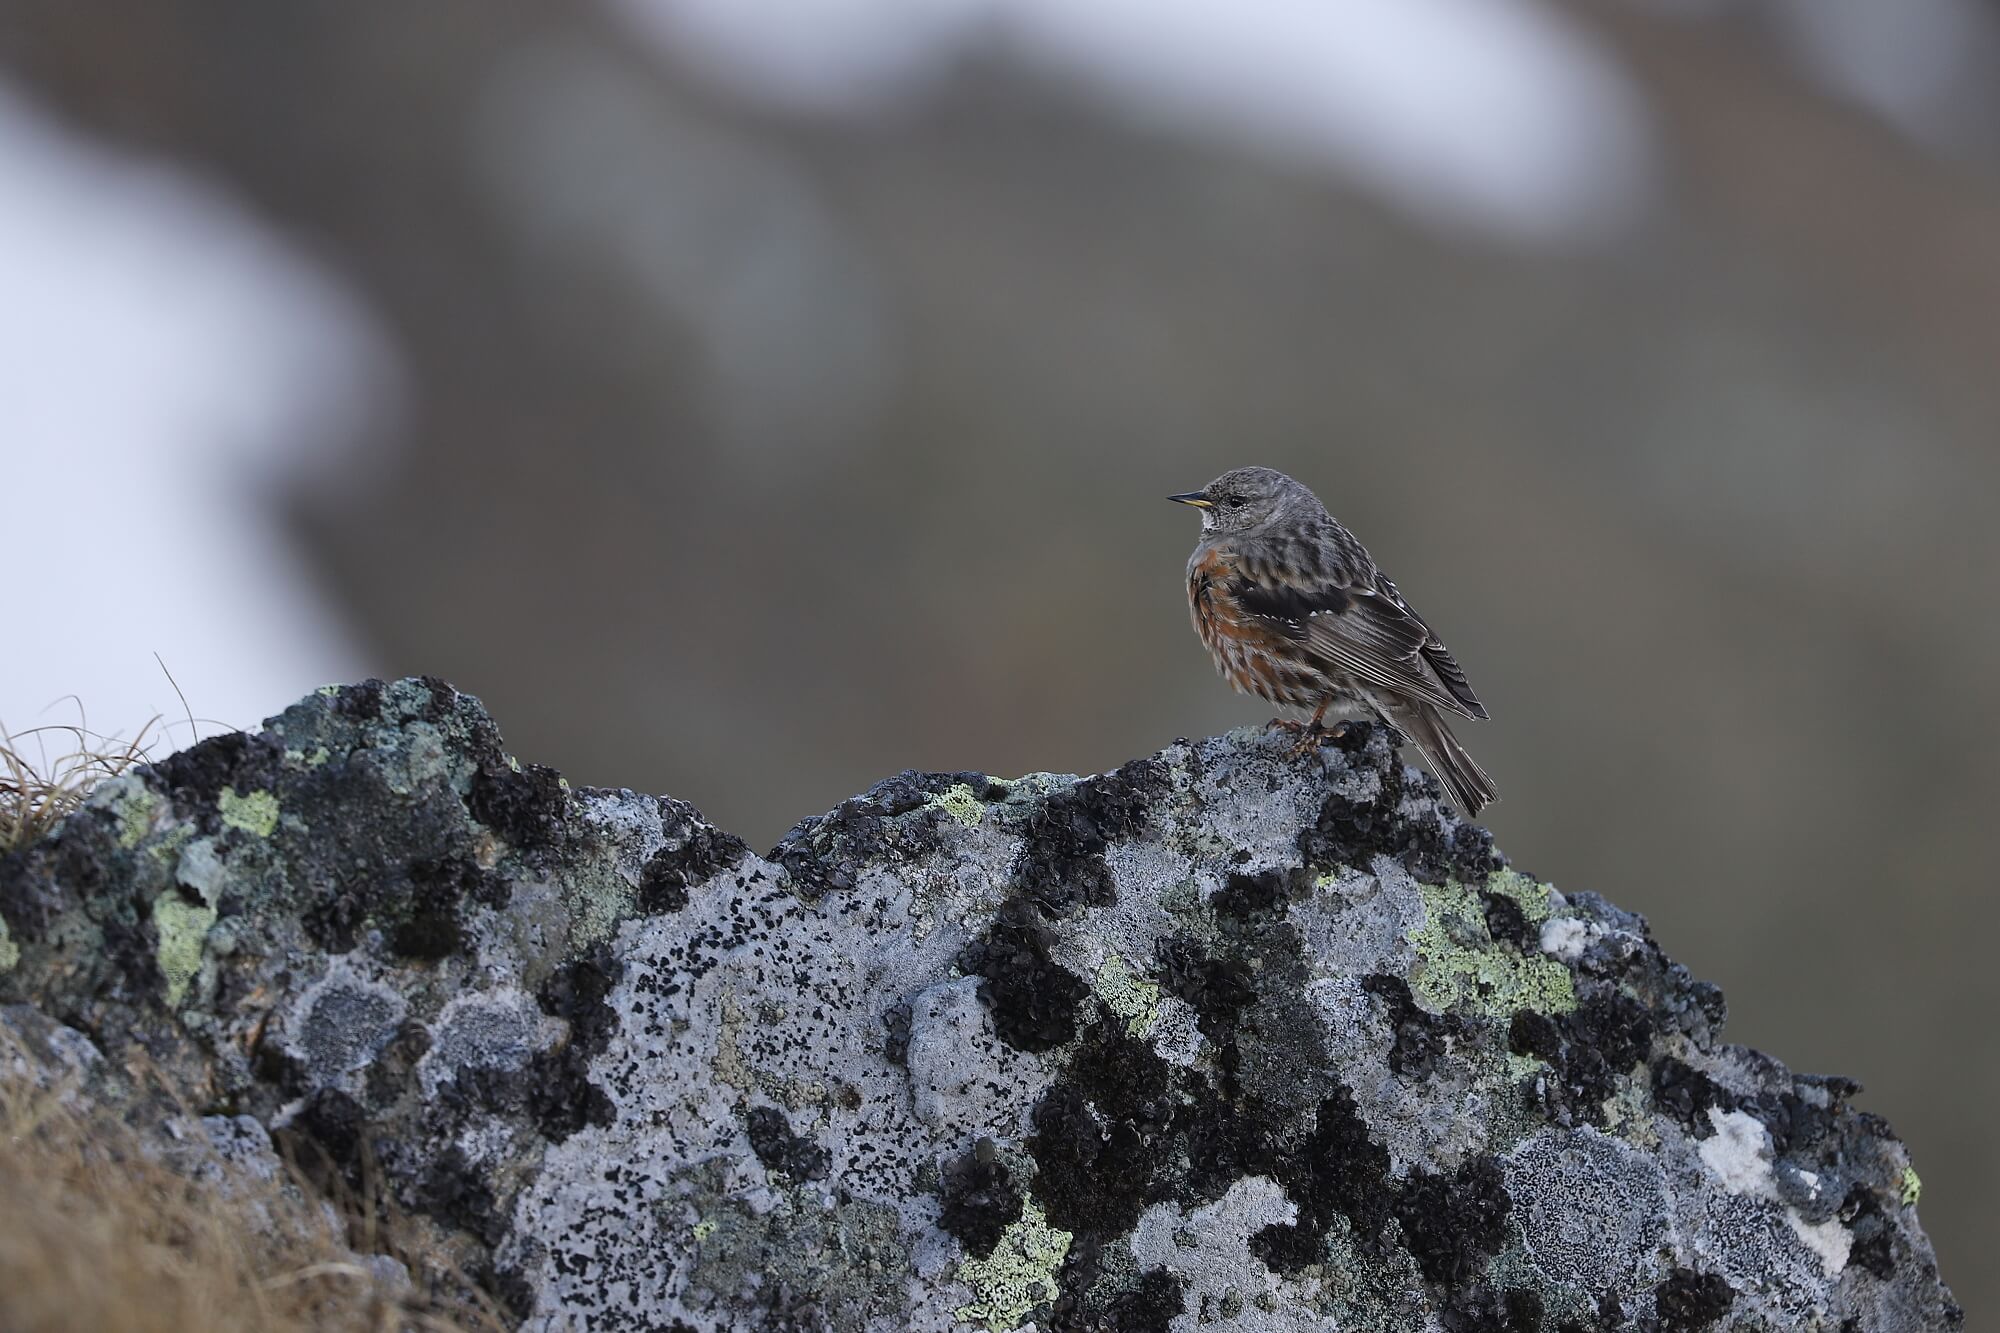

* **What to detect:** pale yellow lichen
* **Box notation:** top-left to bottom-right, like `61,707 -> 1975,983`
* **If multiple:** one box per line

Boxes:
1407,878 -> 1574,1017
954,1200 -> 1072,1332
1094,952 -> 1160,1038
1483,868 -> 1554,922
929,783 -> 985,828
1900,1167 -> 1922,1207
152,893 -> 217,1008
217,786 -> 280,838
99,779 -> 160,849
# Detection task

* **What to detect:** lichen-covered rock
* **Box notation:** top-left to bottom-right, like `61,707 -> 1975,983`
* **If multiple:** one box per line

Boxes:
0,678 -> 1961,1330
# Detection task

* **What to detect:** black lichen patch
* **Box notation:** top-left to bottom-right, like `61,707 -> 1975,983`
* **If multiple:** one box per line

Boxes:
1322,718 -> 1377,753
1364,973 -> 1472,1080
1098,1269 -> 1186,1332
37,806 -> 123,908
938,1142 -> 1024,1258
524,1043 -> 615,1141
1209,866 -> 1312,921
1440,1285 -> 1545,1333
1450,821 -> 1503,880
1282,1084 -> 1398,1257
1012,758 -> 1169,915
638,797 -> 749,912
330,677 -> 388,722
746,1104 -> 831,1181
392,854 -> 502,960
1297,788 -> 1397,876
1049,1231 -> 1189,1330
437,1063 -> 531,1118
105,912 -> 162,995
489,1267 -> 539,1325
302,884 -> 370,955
1249,1220 -> 1323,1273
1569,987 -> 1654,1074
284,751 -> 484,954
1652,1267 -> 1734,1331
1296,751 -> 1496,885
1508,1009 -> 1564,1064
1480,890 -> 1534,950
281,1086 -> 369,1179
1648,1055 -> 1855,1175
1512,983 -> 1655,1127
1841,1185 -> 1897,1280
146,729 -> 287,834
1394,1156 -> 1512,1286
1731,1081 -> 1842,1159
527,944 -> 622,1142
959,898 -> 1090,1052
1024,1080 -> 1152,1224
1155,934 -> 1255,1043
468,760 -> 568,857
1649,1057 -> 1728,1131
1027,1024 -> 1176,1238
423,1144 -> 508,1247
411,674 -> 458,725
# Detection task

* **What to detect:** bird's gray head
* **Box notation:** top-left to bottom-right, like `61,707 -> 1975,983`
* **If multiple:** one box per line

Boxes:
1168,466 -> 1322,537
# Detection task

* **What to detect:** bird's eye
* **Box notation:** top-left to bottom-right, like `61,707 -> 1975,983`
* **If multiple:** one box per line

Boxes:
1226,496 -> 1245,508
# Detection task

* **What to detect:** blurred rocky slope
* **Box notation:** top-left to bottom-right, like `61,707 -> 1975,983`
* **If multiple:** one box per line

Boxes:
0,679 -> 1961,1329
1,1 -> 1996,1315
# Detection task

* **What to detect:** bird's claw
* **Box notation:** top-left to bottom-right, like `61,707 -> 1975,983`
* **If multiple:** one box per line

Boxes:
1268,717 -> 1336,758
1267,717 -> 1368,758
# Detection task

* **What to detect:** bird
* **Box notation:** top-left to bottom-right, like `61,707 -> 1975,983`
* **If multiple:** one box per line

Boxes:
1170,466 -> 1497,817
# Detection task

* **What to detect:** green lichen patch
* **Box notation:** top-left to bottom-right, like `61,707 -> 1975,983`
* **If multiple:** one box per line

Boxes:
563,858 -> 635,951
955,1199 -> 1072,1332
929,783 -> 986,828
0,917 -> 17,974
1900,1167 -> 1922,1207
1408,879 -> 1575,1017
1093,952 -> 1160,1037
152,893 -> 217,1007
94,778 -> 162,849
217,786 -> 280,838
1484,868 -> 1554,923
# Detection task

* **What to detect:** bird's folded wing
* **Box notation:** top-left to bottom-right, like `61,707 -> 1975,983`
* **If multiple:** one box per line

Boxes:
1232,573 -> 1485,720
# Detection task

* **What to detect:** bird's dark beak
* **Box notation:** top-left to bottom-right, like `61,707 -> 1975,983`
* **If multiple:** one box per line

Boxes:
1168,491 -> 1213,509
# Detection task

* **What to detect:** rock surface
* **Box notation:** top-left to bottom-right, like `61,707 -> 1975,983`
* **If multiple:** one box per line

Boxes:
0,678 -> 1961,1331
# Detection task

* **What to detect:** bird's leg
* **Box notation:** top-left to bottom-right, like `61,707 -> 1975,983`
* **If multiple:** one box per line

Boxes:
1279,697 -> 1336,758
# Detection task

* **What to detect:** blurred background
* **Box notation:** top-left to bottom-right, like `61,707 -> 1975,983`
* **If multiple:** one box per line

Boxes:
0,0 -> 1993,1314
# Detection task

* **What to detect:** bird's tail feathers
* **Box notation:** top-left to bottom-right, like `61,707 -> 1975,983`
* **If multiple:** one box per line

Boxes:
1397,704 -> 1496,818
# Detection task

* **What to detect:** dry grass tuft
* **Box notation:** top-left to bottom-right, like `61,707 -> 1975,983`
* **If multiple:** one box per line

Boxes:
0,711 -> 159,851
0,1046 -> 511,1331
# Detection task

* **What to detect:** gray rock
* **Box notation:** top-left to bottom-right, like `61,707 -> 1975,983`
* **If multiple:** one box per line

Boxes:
0,678 -> 1961,1330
